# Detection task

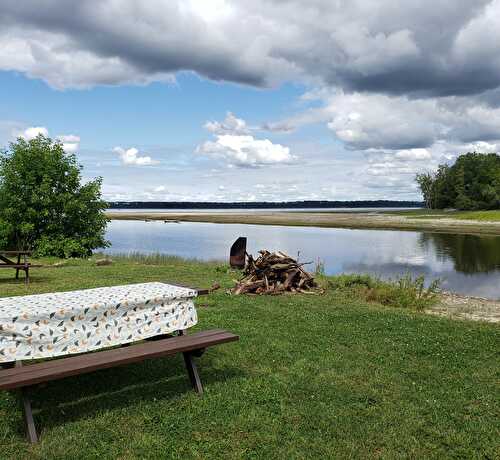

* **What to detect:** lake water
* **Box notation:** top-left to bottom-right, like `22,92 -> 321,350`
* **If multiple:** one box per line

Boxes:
104,220 -> 500,300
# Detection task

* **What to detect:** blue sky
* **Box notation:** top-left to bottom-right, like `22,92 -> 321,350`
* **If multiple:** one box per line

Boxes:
0,72 -> 309,147
1,1 -> 499,202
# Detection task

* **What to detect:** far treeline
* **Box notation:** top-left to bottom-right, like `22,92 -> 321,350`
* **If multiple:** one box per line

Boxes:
416,152 -> 500,210
108,200 -> 423,209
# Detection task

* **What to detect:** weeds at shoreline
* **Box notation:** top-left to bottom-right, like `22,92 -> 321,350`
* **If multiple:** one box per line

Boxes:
329,273 -> 441,310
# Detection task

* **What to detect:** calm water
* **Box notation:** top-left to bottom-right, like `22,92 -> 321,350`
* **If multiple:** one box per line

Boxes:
105,220 -> 500,299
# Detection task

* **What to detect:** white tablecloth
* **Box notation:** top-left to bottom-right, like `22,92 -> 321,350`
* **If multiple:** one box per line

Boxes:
0,282 -> 198,363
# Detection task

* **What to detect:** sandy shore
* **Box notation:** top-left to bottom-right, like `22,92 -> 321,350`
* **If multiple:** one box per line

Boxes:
106,211 -> 500,236
429,293 -> 500,323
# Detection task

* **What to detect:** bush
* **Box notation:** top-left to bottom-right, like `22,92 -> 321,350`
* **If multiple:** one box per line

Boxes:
0,135 -> 109,257
329,273 -> 441,310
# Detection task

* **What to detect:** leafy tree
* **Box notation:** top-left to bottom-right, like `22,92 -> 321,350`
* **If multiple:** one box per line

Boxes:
416,172 -> 435,209
0,135 -> 109,257
415,152 -> 500,210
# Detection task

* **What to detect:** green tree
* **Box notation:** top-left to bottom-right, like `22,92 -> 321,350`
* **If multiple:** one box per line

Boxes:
415,152 -> 500,210
415,172 -> 435,208
0,135 -> 109,257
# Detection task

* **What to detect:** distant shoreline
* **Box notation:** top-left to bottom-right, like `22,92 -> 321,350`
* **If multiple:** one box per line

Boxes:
105,210 -> 500,236
107,200 -> 423,210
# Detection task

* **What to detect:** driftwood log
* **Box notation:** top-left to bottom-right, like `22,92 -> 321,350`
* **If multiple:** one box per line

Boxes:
231,250 -> 317,295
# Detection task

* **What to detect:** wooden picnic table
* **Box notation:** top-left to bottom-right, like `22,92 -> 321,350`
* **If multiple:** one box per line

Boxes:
0,250 -> 32,284
0,282 -> 239,443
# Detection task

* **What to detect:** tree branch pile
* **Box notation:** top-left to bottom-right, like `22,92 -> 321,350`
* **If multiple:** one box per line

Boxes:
231,250 -> 317,295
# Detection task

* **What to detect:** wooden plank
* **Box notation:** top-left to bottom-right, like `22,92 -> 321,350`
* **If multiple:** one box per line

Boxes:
0,330 -> 237,389
2,329 -> 226,376
0,330 -> 239,390
0,251 -> 32,256
159,280 -> 210,296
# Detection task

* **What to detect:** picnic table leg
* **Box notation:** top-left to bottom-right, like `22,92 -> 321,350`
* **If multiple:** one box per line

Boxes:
15,254 -> 21,280
15,362 -> 38,443
24,254 -> 29,285
183,352 -> 203,395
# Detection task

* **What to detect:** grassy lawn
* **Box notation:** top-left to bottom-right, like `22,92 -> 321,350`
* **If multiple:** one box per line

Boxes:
0,256 -> 498,459
387,209 -> 500,221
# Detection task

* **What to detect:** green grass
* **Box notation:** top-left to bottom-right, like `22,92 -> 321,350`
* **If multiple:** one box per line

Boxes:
1,256 -> 499,459
328,273 -> 441,310
387,209 -> 500,221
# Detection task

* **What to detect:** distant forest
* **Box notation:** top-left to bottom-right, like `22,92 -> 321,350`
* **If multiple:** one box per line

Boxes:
108,200 -> 423,209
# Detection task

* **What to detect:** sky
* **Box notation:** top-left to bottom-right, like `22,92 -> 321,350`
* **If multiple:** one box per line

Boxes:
1,0 -> 500,202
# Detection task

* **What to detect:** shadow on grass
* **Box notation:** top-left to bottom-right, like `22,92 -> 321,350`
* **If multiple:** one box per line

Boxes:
0,276 -> 52,286
10,353 -> 243,439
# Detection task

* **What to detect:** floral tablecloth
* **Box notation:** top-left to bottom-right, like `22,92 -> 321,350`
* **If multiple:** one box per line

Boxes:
0,282 -> 198,363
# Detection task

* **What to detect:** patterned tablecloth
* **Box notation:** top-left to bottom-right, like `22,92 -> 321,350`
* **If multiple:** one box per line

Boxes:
0,282 -> 198,363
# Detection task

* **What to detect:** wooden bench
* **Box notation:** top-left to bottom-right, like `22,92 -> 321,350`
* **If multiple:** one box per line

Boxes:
0,329 -> 239,443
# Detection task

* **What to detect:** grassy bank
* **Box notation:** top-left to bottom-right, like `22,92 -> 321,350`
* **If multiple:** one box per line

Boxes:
1,256 -> 498,459
106,210 -> 500,236
386,209 -> 500,221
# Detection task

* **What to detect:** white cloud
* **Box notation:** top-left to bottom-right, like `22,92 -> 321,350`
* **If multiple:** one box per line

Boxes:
22,126 -> 49,140
2,1 -> 500,203
265,89 -> 500,170
198,134 -> 294,168
325,92 -> 443,151
113,146 -> 159,166
395,149 -> 432,160
19,126 -> 80,153
57,134 -> 80,153
205,112 -> 249,135
198,113 -> 295,167
154,185 -> 166,192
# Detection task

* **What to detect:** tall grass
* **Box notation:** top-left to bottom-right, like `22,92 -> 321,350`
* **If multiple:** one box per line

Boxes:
93,252 -> 225,266
328,273 -> 441,310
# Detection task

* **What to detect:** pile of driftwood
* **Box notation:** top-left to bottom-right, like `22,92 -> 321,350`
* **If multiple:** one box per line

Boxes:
231,250 -> 317,295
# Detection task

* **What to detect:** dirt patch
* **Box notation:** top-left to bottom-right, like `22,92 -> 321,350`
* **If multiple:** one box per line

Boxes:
427,293 -> 500,323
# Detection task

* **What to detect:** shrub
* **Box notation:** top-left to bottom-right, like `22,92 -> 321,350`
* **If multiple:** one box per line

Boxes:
329,273 -> 441,310
0,135 -> 109,257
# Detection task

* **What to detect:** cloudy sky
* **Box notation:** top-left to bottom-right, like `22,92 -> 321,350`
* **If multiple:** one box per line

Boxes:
1,0 -> 499,202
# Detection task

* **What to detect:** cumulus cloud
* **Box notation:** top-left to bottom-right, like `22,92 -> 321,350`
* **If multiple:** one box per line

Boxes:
394,149 -> 432,160
2,0 -> 500,202
326,93 -> 442,150
113,147 -> 159,166
22,126 -> 49,140
205,112 -> 249,135
0,0 -> 498,97
57,134 -> 80,153
19,126 -> 80,153
198,134 -> 294,168
198,113 -> 295,167
265,90 -> 500,166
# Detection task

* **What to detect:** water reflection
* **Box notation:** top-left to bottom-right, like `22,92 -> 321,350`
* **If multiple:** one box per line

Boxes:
104,220 -> 500,299
419,233 -> 500,274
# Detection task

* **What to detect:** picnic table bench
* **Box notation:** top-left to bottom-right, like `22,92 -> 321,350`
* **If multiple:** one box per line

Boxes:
0,282 -> 239,443
0,250 -> 33,284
